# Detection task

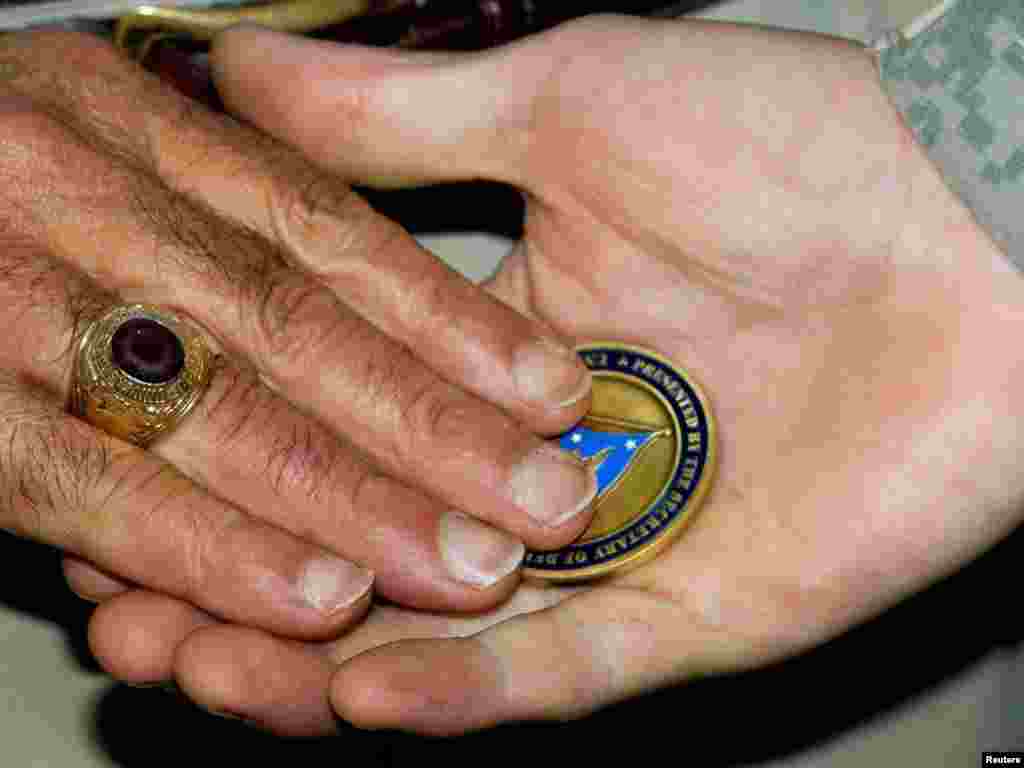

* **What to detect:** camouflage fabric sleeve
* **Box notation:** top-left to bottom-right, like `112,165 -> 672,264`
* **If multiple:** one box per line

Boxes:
877,0 -> 1024,268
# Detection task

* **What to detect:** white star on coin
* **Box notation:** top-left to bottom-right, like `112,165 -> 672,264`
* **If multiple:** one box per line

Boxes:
625,439 -> 637,451
571,432 -> 583,444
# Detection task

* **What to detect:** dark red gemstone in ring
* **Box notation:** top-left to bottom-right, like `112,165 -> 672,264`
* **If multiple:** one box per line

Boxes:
110,318 -> 185,384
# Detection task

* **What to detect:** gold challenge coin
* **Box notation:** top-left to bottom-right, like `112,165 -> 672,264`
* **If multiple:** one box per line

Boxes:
523,343 -> 716,582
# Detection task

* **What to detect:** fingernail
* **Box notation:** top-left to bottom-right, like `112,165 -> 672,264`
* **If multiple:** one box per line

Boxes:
299,557 -> 374,616
513,338 -> 591,408
439,510 -> 525,588
508,444 -> 598,527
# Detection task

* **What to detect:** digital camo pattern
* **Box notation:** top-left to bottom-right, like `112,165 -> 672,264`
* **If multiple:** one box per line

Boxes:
880,0 -> 1024,267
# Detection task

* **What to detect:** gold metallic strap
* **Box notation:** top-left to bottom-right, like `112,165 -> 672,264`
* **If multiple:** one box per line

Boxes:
115,0 -> 370,58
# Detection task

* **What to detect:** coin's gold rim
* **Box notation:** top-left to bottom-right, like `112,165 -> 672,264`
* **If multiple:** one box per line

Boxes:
522,341 -> 717,583
69,304 -> 213,447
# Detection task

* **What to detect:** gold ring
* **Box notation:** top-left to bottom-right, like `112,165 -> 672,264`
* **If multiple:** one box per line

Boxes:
69,304 -> 213,446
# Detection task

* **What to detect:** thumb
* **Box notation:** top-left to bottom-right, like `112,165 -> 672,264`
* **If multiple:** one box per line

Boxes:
329,587 -> 755,735
209,25 -> 550,188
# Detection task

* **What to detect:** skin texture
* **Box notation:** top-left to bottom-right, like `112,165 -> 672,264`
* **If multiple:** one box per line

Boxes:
0,29 -> 600,641
84,16 -> 1024,736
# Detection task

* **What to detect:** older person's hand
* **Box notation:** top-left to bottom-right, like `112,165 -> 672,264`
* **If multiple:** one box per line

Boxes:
0,29 -> 598,641
83,16 -> 1024,734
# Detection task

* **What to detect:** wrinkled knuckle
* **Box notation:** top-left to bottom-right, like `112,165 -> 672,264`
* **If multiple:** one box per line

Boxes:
323,219 -> 409,316
251,269 -> 352,373
180,512 -> 214,600
268,168 -> 361,259
270,172 -> 329,244
399,260 -> 462,338
264,422 -> 339,505
342,347 -> 413,466
202,362 -> 346,508
264,155 -> 403,281
347,466 -> 391,517
400,379 -> 479,457
201,363 -> 271,449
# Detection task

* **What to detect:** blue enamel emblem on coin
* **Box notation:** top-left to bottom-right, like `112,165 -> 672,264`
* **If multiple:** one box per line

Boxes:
523,344 -> 715,581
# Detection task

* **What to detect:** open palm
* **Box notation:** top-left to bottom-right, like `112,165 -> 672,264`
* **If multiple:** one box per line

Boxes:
84,16 -> 1024,735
